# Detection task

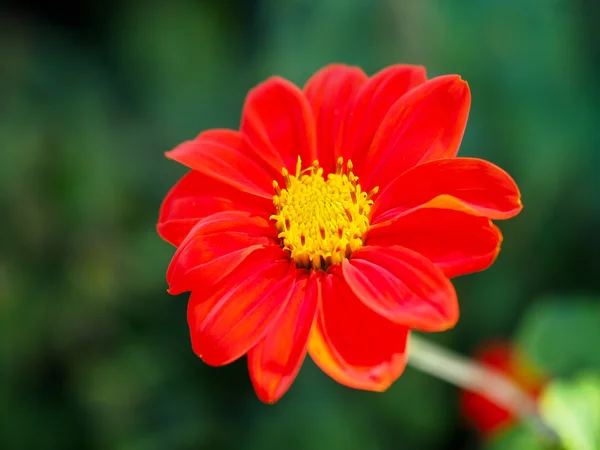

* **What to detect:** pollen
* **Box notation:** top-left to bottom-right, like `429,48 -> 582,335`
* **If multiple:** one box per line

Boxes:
271,156 -> 378,271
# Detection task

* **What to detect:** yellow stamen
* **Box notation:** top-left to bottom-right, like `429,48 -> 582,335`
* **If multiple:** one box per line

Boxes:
272,180 -> 281,196
270,158 -> 378,270
335,157 -> 343,175
282,168 -> 291,188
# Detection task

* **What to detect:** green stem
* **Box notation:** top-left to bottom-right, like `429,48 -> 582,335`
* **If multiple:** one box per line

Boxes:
407,333 -> 558,441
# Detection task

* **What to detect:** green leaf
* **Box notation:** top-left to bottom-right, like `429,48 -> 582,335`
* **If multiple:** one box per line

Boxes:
516,297 -> 600,376
485,424 -> 554,450
540,373 -> 600,450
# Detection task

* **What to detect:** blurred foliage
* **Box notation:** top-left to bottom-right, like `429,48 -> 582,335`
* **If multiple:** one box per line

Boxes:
485,425 -> 553,450
540,374 -> 600,450
516,298 -> 600,376
1,0 -> 600,449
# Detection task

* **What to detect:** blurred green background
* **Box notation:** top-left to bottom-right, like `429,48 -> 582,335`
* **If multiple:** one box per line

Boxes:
1,0 -> 599,449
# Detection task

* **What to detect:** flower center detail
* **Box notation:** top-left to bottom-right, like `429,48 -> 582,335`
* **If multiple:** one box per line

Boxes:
271,157 -> 378,271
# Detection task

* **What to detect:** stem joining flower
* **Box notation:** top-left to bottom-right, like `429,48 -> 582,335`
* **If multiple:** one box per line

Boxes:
271,156 -> 378,270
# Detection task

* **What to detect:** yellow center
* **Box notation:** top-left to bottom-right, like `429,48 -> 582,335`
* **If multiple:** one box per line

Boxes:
271,157 -> 378,271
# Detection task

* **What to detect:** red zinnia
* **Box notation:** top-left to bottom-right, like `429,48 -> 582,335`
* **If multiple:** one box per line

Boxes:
460,342 -> 547,437
157,64 -> 522,403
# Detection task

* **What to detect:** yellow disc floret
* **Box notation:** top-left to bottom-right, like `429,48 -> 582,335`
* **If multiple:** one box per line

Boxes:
271,156 -> 378,271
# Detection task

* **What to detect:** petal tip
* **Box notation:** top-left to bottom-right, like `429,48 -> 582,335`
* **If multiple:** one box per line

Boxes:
370,379 -> 394,393
256,392 -> 279,405
439,74 -> 469,96
261,75 -> 298,92
429,311 -> 460,333
166,286 -> 177,296
516,197 -> 524,210
165,142 -> 189,161
252,379 -> 287,404
455,77 -> 470,94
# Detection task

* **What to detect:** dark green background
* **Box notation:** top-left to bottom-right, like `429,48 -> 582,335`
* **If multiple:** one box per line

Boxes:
1,0 -> 599,449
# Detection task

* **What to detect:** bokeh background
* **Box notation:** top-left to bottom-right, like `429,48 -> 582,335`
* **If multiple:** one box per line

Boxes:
2,0 -> 600,449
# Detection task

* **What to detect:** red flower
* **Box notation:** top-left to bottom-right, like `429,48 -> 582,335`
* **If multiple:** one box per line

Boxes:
157,64 -> 522,403
460,342 -> 546,437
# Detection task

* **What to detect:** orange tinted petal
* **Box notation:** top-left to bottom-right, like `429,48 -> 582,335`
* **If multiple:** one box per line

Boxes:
371,157 -> 522,222
166,129 -> 274,198
157,170 -> 272,246
342,246 -> 458,332
166,211 -> 283,294
339,64 -> 427,168
361,75 -> 470,190
366,208 -> 503,278
188,260 -> 297,366
248,271 -> 321,403
241,76 -> 316,175
303,64 -> 368,174
308,272 -> 410,391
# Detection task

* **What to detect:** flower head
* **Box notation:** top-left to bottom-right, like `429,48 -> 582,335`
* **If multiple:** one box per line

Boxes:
157,64 -> 522,403
460,342 -> 547,437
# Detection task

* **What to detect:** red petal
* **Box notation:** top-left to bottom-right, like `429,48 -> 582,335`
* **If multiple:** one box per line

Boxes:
361,75 -> 471,190
366,208 -> 503,278
157,170 -> 273,246
303,64 -> 368,174
166,211 -> 284,295
338,64 -> 427,169
308,272 -> 410,391
188,260 -> 297,366
371,157 -> 523,222
241,77 -> 316,176
342,246 -> 458,332
166,129 -> 274,198
460,341 -> 547,436
461,385 -> 514,435
248,270 -> 321,403
460,343 -> 519,436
